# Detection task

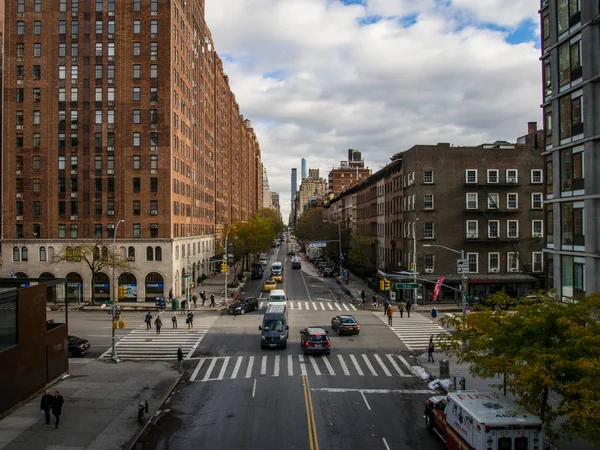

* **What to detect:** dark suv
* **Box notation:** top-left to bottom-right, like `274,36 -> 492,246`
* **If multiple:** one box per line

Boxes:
299,327 -> 331,355
227,297 -> 259,315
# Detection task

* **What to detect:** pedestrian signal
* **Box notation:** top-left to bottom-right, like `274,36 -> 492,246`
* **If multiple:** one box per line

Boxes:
410,263 -> 415,272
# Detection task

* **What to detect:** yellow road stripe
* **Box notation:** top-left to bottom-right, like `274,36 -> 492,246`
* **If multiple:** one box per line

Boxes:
302,376 -> 314,450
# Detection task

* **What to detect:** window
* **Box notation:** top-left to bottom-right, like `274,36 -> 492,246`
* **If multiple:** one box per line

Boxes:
424,254 -> 434,271
71,43 -> 78,57
133,155 -> 141,169
95,65 -> 103,79
33,65 -> 41,80
71,0 -> 78,13
40,247 -> 47,261
16,88 -> 24,103
151,42 -> 158,58
33,178 -> 41,193
133,0 -> 140,11
533,220 -> 544,238
465,169 -> 477,183
59,65 -> 66,79
150,110 -> 158,124
506,193 -> 518,209
95,42 -> 103,56
507,220 -> 519,239
150,224 -> 159,238
423,194 -> 434,210
21,247 -> 29,261
507,253 -> 519,272
467,253 -> 478,273
146,247 -> 154,261
71,21 -> 79,36
560,93 -> 583,140
133,87 -> 141,101
95,87 -> 103,102
133,224 -> 141,238
531,193 -> 543,209
150,133 -> 158,147
133,178 -> 141,193
107,87 -> 115,102
506,169 -> 518,183
488,253 -> 500,272
32,156 -> 41,169
487,193 -> 499,209
532,252 -> 543,272
423,222 -> 434,239
561,148 -> 584,192
17,0 -> 25,13
150,20 -> 158,34
155,246 -> 162,260
150,65 -> 158,78
487,169 -> 498,183
71,87 -> 79,102
108,20 -> 115,34
107,110 -> 115,125
71,65 -> 79,80
466,220 -> 478,239
561,202 -> 584,246
531,169 -> 543,184
150,178 -> 158,192
59,21 -> 66,34
16,111 -> 24,126
58,224 -> 66,238
133,201 -> 141,216
133,64 -> 141,78
17,22 -> 25,35
150,88 -> 158,102
133,20 -> 141,34
133,132 -> 141,147
13,247 -> 20,262
466,193 -> 478,209
150,200 -> 158,214
95,20 -> 103,35
133,42 -> 141,56
150,0 -> 158,12
17,43 -> 25,59
95,156 -> 102,170
133,110 -> 141,123
108,43 -> 115,58
558,40 -> 582,87
33,88 -> 41,102
33,110 -> 41,125
557,0 -> 580,36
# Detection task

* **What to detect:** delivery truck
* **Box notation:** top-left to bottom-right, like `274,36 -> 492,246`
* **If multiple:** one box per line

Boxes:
424,391 -> 543,450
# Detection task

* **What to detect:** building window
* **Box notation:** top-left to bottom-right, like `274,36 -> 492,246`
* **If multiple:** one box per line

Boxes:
133,132 -> 141,147
465,169 -> 477,183
532,252 -> 543,273
150,155 -> 158,170
133,87 -> 141,101
13,247 -> 20,262
59,65 -> 66,79
532,220 -> 544,238
466,220 -> 478,239
133,178 -> 141,193
151,42 -> 158,58
531,169 -> 543,184
17,22 -> 25,35
133,64 -> 141,78
423,170 -> 434,184
33,21 -> 41,35
531,193 -> 543,210
133,110 -> 141,123
560,148 -> 584,192
547,204 -> 554,244
133,20 -> 141,34
506,169 -> 518,183
58,224 -> 66,238
423,222 -> 434,239
507,252 -> 519,272
150,20 -> 158,34
17,0 -> 25,13
133,42 -> 141,56
488,253 -> 500,272
150,65 -> 158,78
95,42 -> 103,56
155,246 -> 162,260
424,254 -> 434,271
558,40 -> 582,87
16,89 -> 24,103
40,247 -> 47,261
466,193 -> 478,209
560,94 -> 583,140
423,194 -> 433,210
133,0 -> 140,11
150,178 -> 158,193
133,155 -> 141,169
133,201 -> 140,216
467,253 -> 478,273
487,169 -> 498,183
507,220 -> 519,239
133,224 -> 141,238
557,0 -> 580,36
150,88 -> 158,102
33,178 -> 41,193
487,193 -> 499,209
150,224 -> 158,238
561,202 -> 584,246
33,156 -> 41,169
506,193 -> 518,209
150,200 -> 158,215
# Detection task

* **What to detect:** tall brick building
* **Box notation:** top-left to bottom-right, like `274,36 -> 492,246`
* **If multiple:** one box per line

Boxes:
328,149 -> 371,196
1,0 -> 263,302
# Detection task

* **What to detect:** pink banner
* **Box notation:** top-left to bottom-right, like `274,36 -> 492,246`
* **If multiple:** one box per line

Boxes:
432,275 -> 445,302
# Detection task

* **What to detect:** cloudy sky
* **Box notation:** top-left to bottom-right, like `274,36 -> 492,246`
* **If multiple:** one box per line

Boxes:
205,0 -> 542,222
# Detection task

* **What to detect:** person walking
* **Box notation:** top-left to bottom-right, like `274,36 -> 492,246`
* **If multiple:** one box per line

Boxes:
386,304 -> 394,326
177,345 -> 184,374
145,312 -> 152,330
187,311 -> 194,329
431,306 -> 438,324
40,390 -> 54,425
360,289 -> 366,304
200,291 -> 206,306
372,293 -> 378,307
383,299 -> 390,316
398,301 -> 405,318
428,336 -> 435,362
169,288 -> 174,302
405,300 -> 412,318
209,294 -> 215,307
181,299 -> 186,314
192,294 -> 198,309
171,314 -> 177,329
154,316 -> 163,335
51,391 -> 64,429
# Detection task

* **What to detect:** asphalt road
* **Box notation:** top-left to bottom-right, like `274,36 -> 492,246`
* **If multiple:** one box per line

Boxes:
136,243 -> 445,450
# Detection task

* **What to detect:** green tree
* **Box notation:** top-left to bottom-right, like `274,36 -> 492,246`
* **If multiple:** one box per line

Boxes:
440,291 -> 600,446
53,242 -> 135,305
346,234 -> 376,277
294,208 -> 326,243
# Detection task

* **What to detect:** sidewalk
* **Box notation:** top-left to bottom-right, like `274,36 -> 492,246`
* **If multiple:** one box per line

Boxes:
0,359 -> 181,450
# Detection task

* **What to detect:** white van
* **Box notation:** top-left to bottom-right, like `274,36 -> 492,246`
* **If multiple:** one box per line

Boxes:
270,262 -> 283,276
268,289 -> 287,306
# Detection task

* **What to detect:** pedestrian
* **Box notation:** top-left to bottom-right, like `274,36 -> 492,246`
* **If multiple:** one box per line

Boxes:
145,312 -> 152,330
405,300 -> 412,318
172,314 -> 177,329
51,390 -> 64,429
428,336 -> 435,362
187,311 -> 194,328
383,300 -> 390,316
155,316 -> 163,335
200,291 -> 206,306
398,301 -> 405,318
181,299 -> 186,314
177,345 -> 184,374
360,289 -> 366,304
372,293 -> 378,307
209,294 -> 215,307
40,390 -> 54,425
192,294 -> 198,309
387,304 -> 394,326
431,306 -> 438,324
169,288 -> 174,301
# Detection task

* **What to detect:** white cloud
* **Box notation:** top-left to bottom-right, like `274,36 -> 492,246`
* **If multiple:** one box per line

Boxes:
206,0 -> 542,221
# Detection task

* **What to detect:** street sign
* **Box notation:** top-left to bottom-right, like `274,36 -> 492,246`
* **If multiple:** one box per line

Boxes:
309,241 -> 327,247
457,258 -> 469,274
396,283 -> 421,289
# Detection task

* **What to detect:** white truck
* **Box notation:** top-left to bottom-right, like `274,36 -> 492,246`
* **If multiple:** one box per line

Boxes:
425,391 -> 543,450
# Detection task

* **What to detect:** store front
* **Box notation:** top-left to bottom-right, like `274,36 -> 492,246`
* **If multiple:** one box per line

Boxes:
145,272 -> 165,303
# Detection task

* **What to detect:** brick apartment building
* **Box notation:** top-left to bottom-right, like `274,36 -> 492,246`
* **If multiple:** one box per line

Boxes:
1,0 -> 263,302
328,149 -> 371,196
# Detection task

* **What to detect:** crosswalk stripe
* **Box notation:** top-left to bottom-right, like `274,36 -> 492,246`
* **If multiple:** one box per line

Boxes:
327,303 -> 333,310
259,301 -> 265,308
361,354 -> 378,376
274,355 -> 280,377
349,354 -> 364,376
312,302 -> 318,310
289,302 -> 294,309
334,303 -> 342,311
322,355 -> 336,375
245,356 -> 255,378
298,302 -> 302,310
261,355 -> 268,375
338,354 -> 350,376
288,355 -> 293,376
218,357 -> 230,380
320,302 -> 326,310
308,356 -> 321,375
203,358 -> 218,381
190,358 -> 205,382
342,304 -> 350,311
231,356 -> 243,379
299,354 -> 307,376
305,301 -> 310,310
373,354 -> 392,376
386,354 -> 411,377
349,304 -> 357,311
397,355 -> 415,376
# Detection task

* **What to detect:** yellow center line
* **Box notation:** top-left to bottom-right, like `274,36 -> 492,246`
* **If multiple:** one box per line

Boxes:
302,375 -> 319,450
302,376 -> 315,450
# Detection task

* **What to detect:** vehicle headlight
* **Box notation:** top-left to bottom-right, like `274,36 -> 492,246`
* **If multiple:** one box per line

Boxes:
236,307 -> 241,310
280,334 -> 287,339
261,335 -> 266,340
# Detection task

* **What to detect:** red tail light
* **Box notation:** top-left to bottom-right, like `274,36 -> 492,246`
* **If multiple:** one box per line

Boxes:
305,341 -> 310,347
327,341 -> 331,347
356,325 -> 360,329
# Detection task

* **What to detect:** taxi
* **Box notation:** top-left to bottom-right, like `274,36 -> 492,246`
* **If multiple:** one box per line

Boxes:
272,273 -> 283,283
263,279 -> 277,292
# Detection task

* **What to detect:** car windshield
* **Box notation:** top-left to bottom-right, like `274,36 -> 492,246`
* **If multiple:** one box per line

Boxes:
263,319 -> 285,332
230,302 -> 241,308
309,335 -> 328,342
341,318 -> 356,324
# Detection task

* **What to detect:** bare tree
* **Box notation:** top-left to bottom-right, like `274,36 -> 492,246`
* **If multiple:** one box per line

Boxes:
53,242 -> 135,305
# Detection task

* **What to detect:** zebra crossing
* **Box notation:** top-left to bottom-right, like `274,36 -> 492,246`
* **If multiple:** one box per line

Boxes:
100,315 -> 218,360
258,300 -> 357,311
189,352 -> 416,382
376,312 -> 448,351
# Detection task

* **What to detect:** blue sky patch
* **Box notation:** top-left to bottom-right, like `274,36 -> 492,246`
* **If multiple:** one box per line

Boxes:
359,15 -> 382,26
264,70 -> 284,80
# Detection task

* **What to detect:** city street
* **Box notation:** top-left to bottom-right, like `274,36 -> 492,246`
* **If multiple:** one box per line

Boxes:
136,243 -> 445,450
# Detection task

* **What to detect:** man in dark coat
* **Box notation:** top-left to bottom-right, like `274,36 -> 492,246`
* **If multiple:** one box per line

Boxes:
40,390 -> 54,425
177,345 -> 184,373
52,391 -> 64,428
405,300 -> 412,318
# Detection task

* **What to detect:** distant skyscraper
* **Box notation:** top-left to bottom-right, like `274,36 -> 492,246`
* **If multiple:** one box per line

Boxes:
291,168 -> 298,201
301,159 -> 307,180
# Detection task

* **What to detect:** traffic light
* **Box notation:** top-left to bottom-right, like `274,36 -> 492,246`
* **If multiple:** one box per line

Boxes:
221,263 -> 228,273
379,279 -> 385,291
385,279 -> 391,291
118,286 -> 127,299
410,263 -> 415,272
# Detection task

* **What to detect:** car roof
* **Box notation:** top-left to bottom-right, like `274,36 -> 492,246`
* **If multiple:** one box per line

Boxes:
306,327 -> 327,335
338,315 -> 356,319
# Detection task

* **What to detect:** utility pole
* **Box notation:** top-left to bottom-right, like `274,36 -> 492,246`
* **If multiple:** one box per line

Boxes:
110,219 -> 125,363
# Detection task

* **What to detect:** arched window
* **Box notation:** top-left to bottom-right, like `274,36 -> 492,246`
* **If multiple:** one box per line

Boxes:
40,247 -> 47,261
146,246 -> 154,261
21,247 -> 28,261
73,246 -> 81,261
48,246 -> 55,261
155,246 -> 162,261
13,247 -> 20,261
66,246 -> 73,261
128,246 -> 135,260
94,246 -> 100,260
101,246 -> 108,261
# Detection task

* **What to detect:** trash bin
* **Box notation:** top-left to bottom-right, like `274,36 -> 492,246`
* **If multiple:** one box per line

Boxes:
439,359 -> 450,379
172,299 -> 179,311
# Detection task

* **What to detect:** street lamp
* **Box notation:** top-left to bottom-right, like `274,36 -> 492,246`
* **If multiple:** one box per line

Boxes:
323,220 -> 343,278
111,218 -> 125,363
423,243 -> 468,326
223,222 -> 245,305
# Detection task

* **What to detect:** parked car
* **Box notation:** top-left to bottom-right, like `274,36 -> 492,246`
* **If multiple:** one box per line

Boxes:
259,257 -> 268,266
331,315 -> 360,335
292,260 -> 302,269
300,327 -> 331,355
263,279 -> 277,292
68,335 -> 91,357
322,267 -> 334,277
227,297 -> 259,315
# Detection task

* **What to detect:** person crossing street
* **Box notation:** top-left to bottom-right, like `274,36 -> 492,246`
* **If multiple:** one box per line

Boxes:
405,300 -> 412,318
144,312 -> 152,330
154,316 -> 163,335
386,304 -> 394,326
209,294 -> 215,307
177,345 -> 184,374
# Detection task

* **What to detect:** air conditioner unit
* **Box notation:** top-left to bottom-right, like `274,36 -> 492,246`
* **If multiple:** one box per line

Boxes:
509,268 -> 518,272
151,56 -> 157,61
107,101 -> 114,106
16,170 -> 23,176
150,224 -> 158,229
150,210 -> 158,215
107,124 -> 114,129
71,124 -> 78,129
108,11 -> 114,16
151,101 -> 157,106
16,216 -> 23,221
490,268 -> 499,273
150,169 -> 157,174
127,256 -> 135,261
107,210 -> 115,216
533,233 -> 543,238
70,169 -> 77,175
107,147 -> 114,152
16,125 -> 24,130
71,192 -> 78,198
17,79 -> 23,84
107,169 -> 114,175
151,146 -> 158,152
151,124 -> 158,129
467,234 -> 478,239
425,268 -> 434,273
70,215 -> 77,220
16,193 -> 23,199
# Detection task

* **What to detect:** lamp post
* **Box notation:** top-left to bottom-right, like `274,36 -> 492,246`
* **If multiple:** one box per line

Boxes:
223,223 -> 235,305
423,243 -> 467,326
111,218 -> 125,363
323,220 -> 342,278
412,218 -> 419,304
